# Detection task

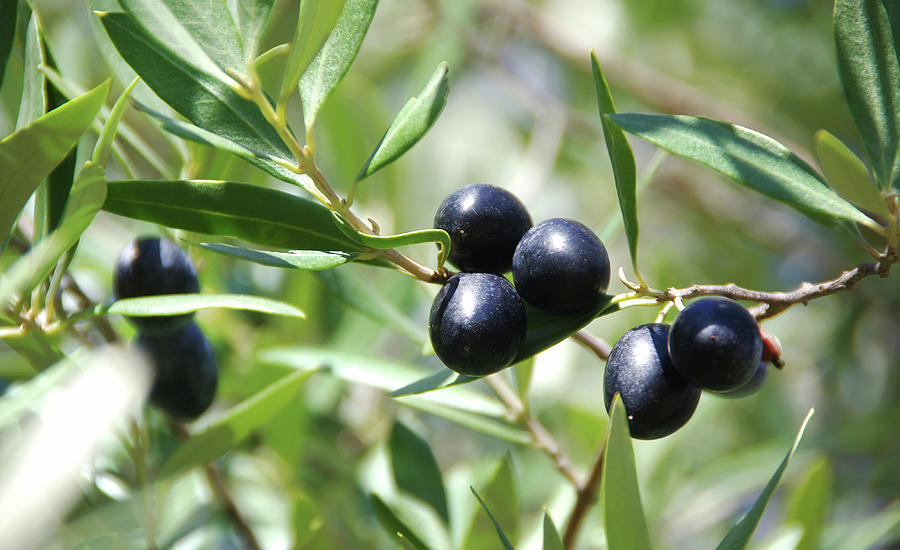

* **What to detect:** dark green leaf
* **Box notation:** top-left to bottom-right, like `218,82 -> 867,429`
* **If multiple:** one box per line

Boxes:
370,493 -> 443,550
85,293 -> 305,319
469,485 -> 516,550
602,394 -> 653,550
0,79 -> 110,244
280,0 -> 346,104
591,52 -> 639,272
786,458 -> 833,550
196,242 -> 356,270
43,36 -> 79,237
390,421 -> 449,524
0,0 -> 16,90
608,113 -> 877,238
515,296 -> 616,362
542,512 -> 564,550
834,0 -> 900,190
160,369 -> 313,478
98,11 -> 292,161
357,62 -> 449,180
813,129 -> 890,217
715,409 -> 814,550
389,371 -> 479,396
103,179 -> 364,252
299,0 -> 378,131
315,268 -> 426,344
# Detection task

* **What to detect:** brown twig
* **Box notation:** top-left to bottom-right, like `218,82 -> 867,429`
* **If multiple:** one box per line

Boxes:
571,330 -> 611,361
169,422 -> 263,550
563,440 -> 606,550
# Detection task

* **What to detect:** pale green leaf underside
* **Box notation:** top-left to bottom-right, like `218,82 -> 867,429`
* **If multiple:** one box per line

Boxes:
280,0 -> 345,103
813,129 -> 890,218
89,293 -> 305,318
357,62 -> 450,180
196,242 -> 357,270
609,113 -> 876,238
602,395 -> 653,550
92,76 -> 140,166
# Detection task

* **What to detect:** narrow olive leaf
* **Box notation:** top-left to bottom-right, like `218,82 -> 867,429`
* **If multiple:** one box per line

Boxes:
389,371 -> 479,397
390,421 -> 450,524
813,129 -> 891,218
196,242 -> 357,270
469,487 -> 516,550
591,52 -> 639,272
299,0 -> 378,131
834,0 -> 900,190
465,456 -> 520,550
714,408 -> 815,550
0,164 -> 108,305
0,330 -> 63,374
331,212 -> 451,268
98,11 -> 292,162
43,50 -> 82,238
280,0 -> 346,104
92,77 -> 140,166
103,180 -> 364,252
602,394 -> 653,550
315,268 -> 426,344
230,0 -> 274,62
0,79 -> 110,243
542,512 -> 564,550
357,62 -> 450,180
369,494 -> 435,550
608,113 -> 878,238
399,398 -> 529,445
119,0 -> 245,74
256,348 -> 507,418
16,13 -> 47,130
0,0 -> 16,89
786,458 -> 833,550
160,369 -> 313,479
86,293 -> 305,320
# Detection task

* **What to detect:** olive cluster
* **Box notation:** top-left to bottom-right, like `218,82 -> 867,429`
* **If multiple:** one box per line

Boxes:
430,184 -> 610,376
604,297 -> 772,440
114,237 -> 218,421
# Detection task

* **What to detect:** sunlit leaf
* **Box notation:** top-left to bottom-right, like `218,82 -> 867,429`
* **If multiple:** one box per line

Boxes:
715,409 -> 814,550
83,293 -> 305,320
299,0 -> 378,131
357,62 -> 449,180
399,398 -> 528,445
542,512 -> 564,550
160,369 -> 314,479
602,394 -> 653,550
390,421 -> 449,524
834,0 -> 900,190
813,129 -> 890,217
0,79 -> 110,244
16,13 -> 47,130
229,0 -> 274,62
786,457 -> 833,550
591,52 -> 639,273
469,485 -> 516,550
371,493 -> 450,550
103,179 -> 364,252
608,113 -> 877,238
92,77 -> 140,167
196,242 -> 357,270
280,0 -> 346,104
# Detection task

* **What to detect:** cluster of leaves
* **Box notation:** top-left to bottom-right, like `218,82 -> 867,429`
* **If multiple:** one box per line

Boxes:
0,0 -> 899,548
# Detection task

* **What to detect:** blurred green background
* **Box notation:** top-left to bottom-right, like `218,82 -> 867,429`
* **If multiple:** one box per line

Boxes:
1,0 -> 898,548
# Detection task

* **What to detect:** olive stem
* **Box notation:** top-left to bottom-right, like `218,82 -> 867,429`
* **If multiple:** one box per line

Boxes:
562,440 -> 606,550
571,330 -> 611,360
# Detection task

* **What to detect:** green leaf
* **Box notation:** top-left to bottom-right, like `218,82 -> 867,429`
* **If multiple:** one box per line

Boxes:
542,512 -> 564,550
370,493 -> 448,550
331,212 -> 450,268
608,113 -> 878,238
280,0 -> 346,104
516,297 -> 616,362
16,13 -> 47,130
601,394 -> 653,550
786,457 -> 833,550
0,0 -> 16,90
389,371 -> 479,397
822,501 -> 900,550
0,164 -> 108,306
813,129 -> 891,218
256,348 -> 506,418
93,77 -> 140,166
591,52 -> 639,273
103,179 -> 364,252
196,242 -> 357,270
230,0 -> 274,61
315,267 -> 426,344
299,0 -> 378,131
834,0 -> 900,190
469,485 -> 516,550
160,369 -> 313,478
0,329 -> 62,373
714,409 -> 814,550
86,293 -> 305,319
390,421 -> 449,524
98,11 -> 291,162
357,62 -> 450,180
399,398 -> 529,445
0,79 -> 110,244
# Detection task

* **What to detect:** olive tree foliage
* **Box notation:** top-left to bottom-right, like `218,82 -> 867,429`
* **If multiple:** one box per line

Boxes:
0,0 -> 898,549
